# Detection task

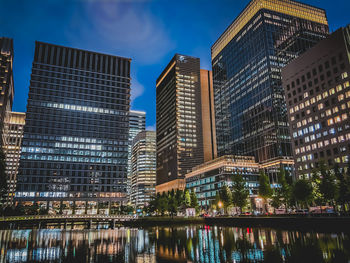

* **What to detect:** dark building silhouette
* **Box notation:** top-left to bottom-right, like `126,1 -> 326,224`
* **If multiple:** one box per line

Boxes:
0,37 -> 15,147
15,42 -> 131,212
283,25 -> 350,178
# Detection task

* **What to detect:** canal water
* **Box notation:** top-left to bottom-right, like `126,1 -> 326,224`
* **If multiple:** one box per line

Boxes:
0,225 -> 349,262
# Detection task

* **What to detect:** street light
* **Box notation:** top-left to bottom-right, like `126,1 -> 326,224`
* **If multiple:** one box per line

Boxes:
218,201 -> 223,209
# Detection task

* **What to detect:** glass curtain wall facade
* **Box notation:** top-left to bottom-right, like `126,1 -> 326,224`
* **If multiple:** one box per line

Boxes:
156,54 -> 204,192
4,112 -> 25,205
211,0 -> 329,167
131,130 -> 156,208
15,42 -> 131,210
0,37 -> 14,147
127,110 -> 146,201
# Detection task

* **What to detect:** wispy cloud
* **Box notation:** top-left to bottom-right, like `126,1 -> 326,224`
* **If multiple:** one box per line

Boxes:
67,1 -> 175,64
130,73 -> 145,103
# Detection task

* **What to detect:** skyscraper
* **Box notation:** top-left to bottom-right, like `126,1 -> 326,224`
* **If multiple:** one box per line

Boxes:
282,25 -> 350,178
3,112 -> 25,205
156,54 -> 204,193
211,0 -> 329,176
200,69 -> 217,162
131,130 -> 156,208
15,42 -> 131,214
127,110 -> 146,200
0,37 -> 15,147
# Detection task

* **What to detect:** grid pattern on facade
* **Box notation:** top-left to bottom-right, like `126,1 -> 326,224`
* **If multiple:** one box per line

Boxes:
131,131 -> 156,208
0,37 -> 14,148
156,54 -> 204,186
212,4 -> 328,165
283,26 -> 350,177
15,41 -> 131,202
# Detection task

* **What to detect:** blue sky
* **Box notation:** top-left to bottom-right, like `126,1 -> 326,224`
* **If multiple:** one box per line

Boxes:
1,0 -> 349,130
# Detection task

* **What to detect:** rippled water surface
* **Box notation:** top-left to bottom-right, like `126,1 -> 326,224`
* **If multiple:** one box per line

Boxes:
1,225 -> 349,262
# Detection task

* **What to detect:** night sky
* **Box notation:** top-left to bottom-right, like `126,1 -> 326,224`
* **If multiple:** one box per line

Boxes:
1,0 -> 349,130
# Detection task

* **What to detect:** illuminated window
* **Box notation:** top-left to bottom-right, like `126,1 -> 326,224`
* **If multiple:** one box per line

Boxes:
344,81 -> 350,88
318,103 -> 324,110
324,140 -> 329,146
305,100 -> 310,106
338,94 -> 344,101
304,92 -> 308,98
327,118 -> 334,125
336,85 -> 342,92
316,95 -> 322,101
341,72 -> 348,79
322,91 -> 328,98
332,107 -> 339,113
329,88 -> 335,95
310,97 -> 316,104
331,138 -> 337,144
342,113 -> 348,121
326,109 -> 332,116
312,143 -> 317,150
334,116 -> 341,123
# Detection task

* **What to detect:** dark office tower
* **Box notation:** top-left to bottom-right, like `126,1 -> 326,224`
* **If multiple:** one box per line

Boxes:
127,110 -> 146,199
211,0 -> 329,174
283,25 -> 350,178
16,42 -> 131,213
156,54 -> 204,193
0,38 -> 14,147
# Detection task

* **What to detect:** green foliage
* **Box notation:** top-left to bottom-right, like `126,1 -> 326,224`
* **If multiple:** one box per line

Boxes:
292,179 -> 313,208
190,190 -> 199,210
272,168 -> 291,210
219,185 -> 232,212
231,174 -> 249,213
184,189 -> 191,208
258,171 -> 272,200
318,161 -> 338,205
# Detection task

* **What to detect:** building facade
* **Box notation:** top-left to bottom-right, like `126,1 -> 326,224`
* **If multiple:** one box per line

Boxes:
131,130 -> 156,208
282,26 -> 350,178
3,112 -> 25,205
0,37 -> 15,147
185,155 -> 259,208
200,69 -> 217,162
211,0 -> 329,173
15,42 -> 131,214
156,54 -> 204,192
127,110 -> 146,200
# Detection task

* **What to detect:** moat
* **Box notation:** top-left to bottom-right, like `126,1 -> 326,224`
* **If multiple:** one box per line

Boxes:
0,225 -> 349,263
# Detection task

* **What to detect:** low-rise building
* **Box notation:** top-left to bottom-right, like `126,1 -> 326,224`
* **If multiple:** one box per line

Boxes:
185,155 -> 259,208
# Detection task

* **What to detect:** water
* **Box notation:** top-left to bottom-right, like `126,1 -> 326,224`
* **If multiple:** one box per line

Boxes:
0,225 -> 349,262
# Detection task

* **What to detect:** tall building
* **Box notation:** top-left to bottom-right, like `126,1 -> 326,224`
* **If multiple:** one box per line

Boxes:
282,25 -> 350,178
127,110 -> 146,201
211,0 -> 329,177
3,112 -> 25,205
156,54 -> 217,193
131,130 -> 156,208
15,42 -> 131,213
0,38 -> 15,147
200,69 -> 217,162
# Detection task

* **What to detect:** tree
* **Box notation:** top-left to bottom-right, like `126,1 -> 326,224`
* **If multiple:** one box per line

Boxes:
318,161 -> 338,208
231,174 -> 249,214
258,171 -> 272,212
272,168 -> 291,212
335,162 -> 350,212
292,179 -> 313,208
190,190 -> 199,212
219,185 -> 232,214
168,194 -> 178,217
157,196 -> 168,216
184,189 -> 191,208
0,148 -> 7,207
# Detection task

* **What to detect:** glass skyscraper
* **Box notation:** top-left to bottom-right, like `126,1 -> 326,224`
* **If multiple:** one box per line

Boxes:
15,41 -> 131,212
212,0 -> 329,171
127,110 -> 145,200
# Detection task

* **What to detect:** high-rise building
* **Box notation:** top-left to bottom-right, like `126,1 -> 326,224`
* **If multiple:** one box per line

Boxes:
131,130 -> 156,208
15,42 -> 131,214
282,25 -> 350,178
211,0 -> 329,178
200,69 -> 217,162
127,110 -> 146,201
3,112 -> 25,205
0,38 -> 15,147
156,54 -> 217,193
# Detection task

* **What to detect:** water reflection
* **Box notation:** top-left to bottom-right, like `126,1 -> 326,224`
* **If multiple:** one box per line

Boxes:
0,226 -> 349,262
